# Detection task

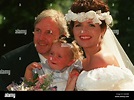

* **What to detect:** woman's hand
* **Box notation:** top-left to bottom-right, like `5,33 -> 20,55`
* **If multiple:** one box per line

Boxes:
65,69 -> 79,91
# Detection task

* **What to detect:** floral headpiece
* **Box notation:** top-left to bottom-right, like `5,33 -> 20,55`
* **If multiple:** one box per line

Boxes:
65,10 -> 113,25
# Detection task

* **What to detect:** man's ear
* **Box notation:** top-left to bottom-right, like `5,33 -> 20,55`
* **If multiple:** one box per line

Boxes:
67,59 -> 75,66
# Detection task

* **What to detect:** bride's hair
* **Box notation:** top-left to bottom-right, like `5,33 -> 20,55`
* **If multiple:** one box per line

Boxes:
68,0 -> 110,37
71,0 -> 109,13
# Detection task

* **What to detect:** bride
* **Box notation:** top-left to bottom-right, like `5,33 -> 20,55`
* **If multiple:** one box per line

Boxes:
65,0 -> 134,91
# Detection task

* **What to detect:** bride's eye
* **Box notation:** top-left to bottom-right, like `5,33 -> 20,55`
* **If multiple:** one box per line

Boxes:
89,24 -> 95,27
74,23 -> 81,27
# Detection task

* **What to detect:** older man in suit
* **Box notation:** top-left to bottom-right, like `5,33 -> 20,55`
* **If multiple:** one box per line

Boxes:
0,9 -> 69,91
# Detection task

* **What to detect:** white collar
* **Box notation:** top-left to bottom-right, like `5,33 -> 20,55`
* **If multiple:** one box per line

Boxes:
38,53 -> 47,64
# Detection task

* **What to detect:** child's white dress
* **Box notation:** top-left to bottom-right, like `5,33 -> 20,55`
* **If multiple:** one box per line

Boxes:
33,60 -> 82,91
76,65 -> 134,91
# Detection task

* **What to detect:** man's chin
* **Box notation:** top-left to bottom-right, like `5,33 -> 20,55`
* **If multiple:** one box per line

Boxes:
37,50 -> 48,55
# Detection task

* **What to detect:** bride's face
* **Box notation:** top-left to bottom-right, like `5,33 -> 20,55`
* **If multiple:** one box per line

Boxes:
73,19 -> 104,48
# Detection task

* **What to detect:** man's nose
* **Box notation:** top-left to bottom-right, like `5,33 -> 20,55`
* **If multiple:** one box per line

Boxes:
39,33 -> 46,40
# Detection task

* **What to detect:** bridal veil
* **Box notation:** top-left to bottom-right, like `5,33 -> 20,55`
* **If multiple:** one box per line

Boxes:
103,26 -> 134,74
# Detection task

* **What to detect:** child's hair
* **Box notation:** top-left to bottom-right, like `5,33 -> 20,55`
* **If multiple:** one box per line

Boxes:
53,37 -> 84,61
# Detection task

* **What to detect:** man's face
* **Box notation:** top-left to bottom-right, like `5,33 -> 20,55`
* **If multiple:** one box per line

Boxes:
34,17 -> 60,56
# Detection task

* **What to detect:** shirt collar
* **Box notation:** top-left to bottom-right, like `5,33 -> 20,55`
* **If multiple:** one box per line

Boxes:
38,53 -> 47,63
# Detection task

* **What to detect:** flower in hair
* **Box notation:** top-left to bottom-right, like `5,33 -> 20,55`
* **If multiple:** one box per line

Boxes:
65,10 -> 113,25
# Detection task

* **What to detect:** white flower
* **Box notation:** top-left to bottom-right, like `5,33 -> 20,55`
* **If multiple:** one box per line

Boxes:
105,15 -> 113,25
65,10 -> 113,25
93,16 -> 102,24
85,10 -> 96,19
65,10 -> 77,22
77,12 -> 86,22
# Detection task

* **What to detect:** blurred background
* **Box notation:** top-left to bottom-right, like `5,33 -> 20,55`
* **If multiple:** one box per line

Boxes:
0,0 -> 134,64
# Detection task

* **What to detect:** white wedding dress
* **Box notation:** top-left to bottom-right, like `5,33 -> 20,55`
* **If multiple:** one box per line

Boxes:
76,65 -> 134,91
76,27 -> 134,91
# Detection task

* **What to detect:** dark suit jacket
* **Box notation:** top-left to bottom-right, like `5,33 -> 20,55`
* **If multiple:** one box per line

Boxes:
0,42 -> 40,91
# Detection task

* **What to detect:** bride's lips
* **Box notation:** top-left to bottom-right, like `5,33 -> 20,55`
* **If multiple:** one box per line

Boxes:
79,35 -> 92,40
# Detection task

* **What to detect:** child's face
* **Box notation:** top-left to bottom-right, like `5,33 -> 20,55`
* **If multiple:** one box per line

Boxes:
48,42 -> 73,71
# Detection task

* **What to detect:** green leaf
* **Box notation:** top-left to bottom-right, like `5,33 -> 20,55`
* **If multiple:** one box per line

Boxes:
33,73 -> 39,81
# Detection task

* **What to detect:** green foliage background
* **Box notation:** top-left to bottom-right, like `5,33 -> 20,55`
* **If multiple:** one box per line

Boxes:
0,0 -> 134,64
